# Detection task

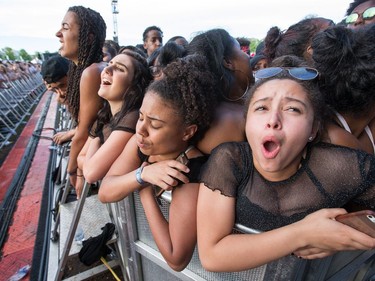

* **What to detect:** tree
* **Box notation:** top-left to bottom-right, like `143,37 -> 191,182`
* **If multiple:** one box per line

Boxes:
249,38 -> 262,55
2,47 -> 16,60
35,52 -> 43,60
19,49 -> 32,61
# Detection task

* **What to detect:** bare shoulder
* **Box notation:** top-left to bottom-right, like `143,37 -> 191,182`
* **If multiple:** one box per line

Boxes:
81,62 -> 106,78
198,102 -> 246,154
80,62 -> 106,99
216,102 -> 245,121
323,122 -> 362,150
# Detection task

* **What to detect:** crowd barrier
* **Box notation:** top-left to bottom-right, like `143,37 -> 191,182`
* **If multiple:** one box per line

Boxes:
43,98 -> 375,281
0,73 -> 46,150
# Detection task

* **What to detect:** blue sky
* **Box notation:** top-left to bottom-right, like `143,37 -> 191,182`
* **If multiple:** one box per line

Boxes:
0,0 -> 353,54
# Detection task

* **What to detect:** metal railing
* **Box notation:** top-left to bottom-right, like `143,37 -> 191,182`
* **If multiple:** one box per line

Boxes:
0,73 -> 46,150
47,100 -> 375,281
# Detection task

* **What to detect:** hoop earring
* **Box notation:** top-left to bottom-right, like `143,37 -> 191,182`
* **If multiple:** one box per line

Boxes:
222,80 -> 250,102
221,69 -> 251,102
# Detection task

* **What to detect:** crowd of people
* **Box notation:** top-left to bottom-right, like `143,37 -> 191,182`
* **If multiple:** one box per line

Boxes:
39,0 -> 375,279
0,60 -> 41,89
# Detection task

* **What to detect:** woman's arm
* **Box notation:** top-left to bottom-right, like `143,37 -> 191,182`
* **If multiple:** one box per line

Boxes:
99,136 -> 143,202
139,182 -> 199,271
67,64 -> 103,185
77,137 -> 92,172
100,135 -> 190,202
75,137 -> 92,199
53,128 -> 75,145
83,130 -> 134,183
197,184 -> 375,272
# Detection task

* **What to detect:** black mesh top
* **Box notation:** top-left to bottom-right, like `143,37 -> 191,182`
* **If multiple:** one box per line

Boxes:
90,110 -> 138,144
200,141 -> 375,232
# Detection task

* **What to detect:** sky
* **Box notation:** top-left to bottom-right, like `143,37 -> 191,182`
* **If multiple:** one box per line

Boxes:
0,0 -> 353,54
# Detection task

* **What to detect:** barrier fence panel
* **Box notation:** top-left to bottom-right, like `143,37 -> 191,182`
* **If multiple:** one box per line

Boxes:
44,89 -> 375,281
109,190 -> 375,281
0,73 -> 46,150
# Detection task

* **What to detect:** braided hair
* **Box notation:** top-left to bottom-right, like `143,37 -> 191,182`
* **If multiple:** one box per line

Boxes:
66,6 -> 106,121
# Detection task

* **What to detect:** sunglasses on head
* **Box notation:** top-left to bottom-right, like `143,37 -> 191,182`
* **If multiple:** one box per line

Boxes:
345,6 -> 375,24
254,67 -> 319,81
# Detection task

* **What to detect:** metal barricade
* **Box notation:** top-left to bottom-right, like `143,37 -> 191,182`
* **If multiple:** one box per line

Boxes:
108,190 -> 375,281
0,73 -> 46,150
100,190 -> 266,281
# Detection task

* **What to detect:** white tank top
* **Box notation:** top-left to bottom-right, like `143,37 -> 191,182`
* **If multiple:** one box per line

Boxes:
334,111 -> 375,154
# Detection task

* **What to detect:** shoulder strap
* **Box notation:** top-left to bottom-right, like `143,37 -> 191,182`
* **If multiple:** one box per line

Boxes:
364,126 -> 375,154
334,110 -> 352,133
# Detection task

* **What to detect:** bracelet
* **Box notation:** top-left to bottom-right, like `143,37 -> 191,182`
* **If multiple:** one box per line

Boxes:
76,174 -> 83,178
135,166 -> 147,186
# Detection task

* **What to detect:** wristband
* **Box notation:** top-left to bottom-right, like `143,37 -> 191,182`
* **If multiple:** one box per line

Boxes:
135,166 -> 147,186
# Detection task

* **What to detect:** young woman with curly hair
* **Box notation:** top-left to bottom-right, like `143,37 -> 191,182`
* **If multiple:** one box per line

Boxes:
99,55 -> 217,271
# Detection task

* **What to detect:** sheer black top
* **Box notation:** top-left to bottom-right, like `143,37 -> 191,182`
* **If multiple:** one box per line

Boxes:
200,141 -> 375,232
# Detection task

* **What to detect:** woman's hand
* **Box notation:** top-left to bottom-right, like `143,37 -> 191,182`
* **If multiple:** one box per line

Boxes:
141,160 -> 190,192
53,130 -> 74,145
293,208 -> 375,259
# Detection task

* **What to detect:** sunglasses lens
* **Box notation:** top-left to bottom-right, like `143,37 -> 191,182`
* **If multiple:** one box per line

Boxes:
345,13 -> 358,24
255,67 -> 318,81
363,7 -> 375,19
289,68 -> 318,80
254,67 -> 283,79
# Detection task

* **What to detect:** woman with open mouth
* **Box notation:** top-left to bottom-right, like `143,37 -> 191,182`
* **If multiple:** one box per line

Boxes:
197,66 -> 375,280
55,6 -> 107,189
75,46 -> 151,199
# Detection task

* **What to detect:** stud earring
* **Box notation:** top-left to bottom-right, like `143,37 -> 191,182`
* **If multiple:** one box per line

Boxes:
308,136 -> 314,142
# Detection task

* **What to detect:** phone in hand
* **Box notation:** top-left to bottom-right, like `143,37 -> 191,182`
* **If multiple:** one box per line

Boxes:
335,210 -> 375,238
175,151 -> 189,166
154,152 -> 190,198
